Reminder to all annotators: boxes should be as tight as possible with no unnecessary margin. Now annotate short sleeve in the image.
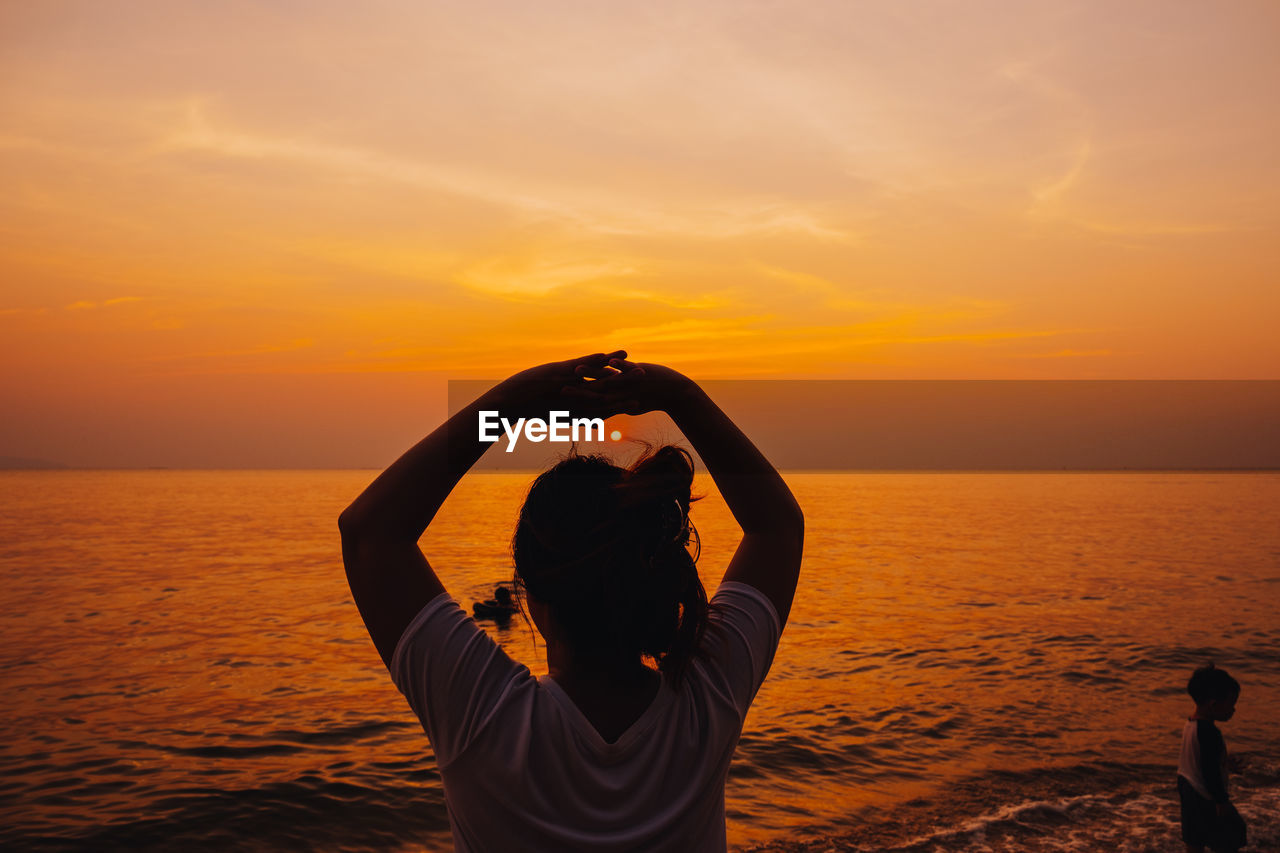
[696,581,783,717]
[389,594,532,768]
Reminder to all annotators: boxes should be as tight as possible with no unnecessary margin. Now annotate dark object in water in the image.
[473,600,516,620]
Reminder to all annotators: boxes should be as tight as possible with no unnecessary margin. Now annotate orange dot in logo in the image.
[610,430,622,441]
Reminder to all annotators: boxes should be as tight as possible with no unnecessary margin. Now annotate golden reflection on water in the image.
[1,470,1278,850]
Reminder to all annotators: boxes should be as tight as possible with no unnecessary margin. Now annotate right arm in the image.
[593,360,804,626]
[1197,721,1233,808]
[340,351,626,667]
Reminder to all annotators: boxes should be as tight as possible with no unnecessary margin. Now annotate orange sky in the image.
[2,1,1278,467]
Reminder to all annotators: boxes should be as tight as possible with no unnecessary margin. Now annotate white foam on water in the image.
[883,789,1187,852]
[833,776,1280,853]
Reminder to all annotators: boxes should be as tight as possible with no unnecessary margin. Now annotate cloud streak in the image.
[158,101,855,243]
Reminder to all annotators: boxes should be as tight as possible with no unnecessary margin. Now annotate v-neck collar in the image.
[538,674,674,754]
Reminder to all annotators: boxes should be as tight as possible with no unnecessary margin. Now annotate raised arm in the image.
[586,360,804,625]
[339,351,625,666]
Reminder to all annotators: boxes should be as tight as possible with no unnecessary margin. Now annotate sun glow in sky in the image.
[2,1,1278,466]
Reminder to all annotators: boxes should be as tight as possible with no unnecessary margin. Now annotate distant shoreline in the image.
[0,456,67,470]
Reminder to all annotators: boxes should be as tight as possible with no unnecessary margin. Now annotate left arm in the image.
[338,351,625,666]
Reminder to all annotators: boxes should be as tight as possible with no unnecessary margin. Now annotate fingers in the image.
[577,350,627,368]
[574,350,632,381]
[574,362,616,380]
[530,350,676,420]
[561,351,649,416]
[597,362,645,386]
[607,356,642,374]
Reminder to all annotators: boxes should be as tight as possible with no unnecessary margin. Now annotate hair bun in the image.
[512,444,707,685]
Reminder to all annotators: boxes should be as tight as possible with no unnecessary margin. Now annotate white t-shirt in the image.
[1178,718,1230,802]
[390,581,781,852]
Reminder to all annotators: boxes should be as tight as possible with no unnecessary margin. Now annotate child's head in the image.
[1187,663,1240,721]
[512,445,707,684]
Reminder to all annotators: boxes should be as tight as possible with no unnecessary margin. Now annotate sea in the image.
[1,470,1277,852]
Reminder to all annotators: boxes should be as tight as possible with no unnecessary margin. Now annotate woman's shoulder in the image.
[706,581,781,635]
[391,593,531,698]
[687,581,783,715]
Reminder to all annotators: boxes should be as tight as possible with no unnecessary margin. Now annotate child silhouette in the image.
[1177,664,1247,853]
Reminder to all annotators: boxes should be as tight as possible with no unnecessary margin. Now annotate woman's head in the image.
[512,445,707,684]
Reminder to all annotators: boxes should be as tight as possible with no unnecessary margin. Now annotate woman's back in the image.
[341,353,802,850]
[391,582,781,852]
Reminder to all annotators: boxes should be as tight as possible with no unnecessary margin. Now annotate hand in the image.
[564,356,698,417]
[492,350,629,418]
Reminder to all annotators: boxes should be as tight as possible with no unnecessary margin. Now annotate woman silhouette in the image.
[340,351,803,851]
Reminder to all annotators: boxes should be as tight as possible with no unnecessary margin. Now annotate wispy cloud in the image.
[1069,219,1243,238]
[1033,138,1092,206]
[593,317,762,348]
[65,296,143,311]
[157,101,853,242]
[457,257,641,297]
[604,287,731,311]
[145,338,316,365]
[1016,348,1113,359]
